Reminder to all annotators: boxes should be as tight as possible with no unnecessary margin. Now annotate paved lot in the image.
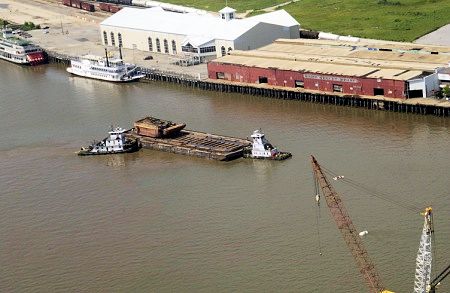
[1,0,208,79]
[414,24,450,46]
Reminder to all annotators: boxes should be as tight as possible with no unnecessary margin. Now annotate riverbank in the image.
[2,0,450,116]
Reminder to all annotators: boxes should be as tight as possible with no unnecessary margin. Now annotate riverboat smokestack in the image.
[104,48,109,67]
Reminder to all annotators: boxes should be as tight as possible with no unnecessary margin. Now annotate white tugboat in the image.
[243,129,291,160]
[67,48,145,82]
[0,29,46,65]
[78,127,141,156]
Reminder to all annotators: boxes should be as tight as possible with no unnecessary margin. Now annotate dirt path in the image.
[238,0,299,18]
[261,0,299,12]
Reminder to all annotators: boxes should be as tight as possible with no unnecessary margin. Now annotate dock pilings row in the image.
[138,68,449,117]
[44,52,449,117]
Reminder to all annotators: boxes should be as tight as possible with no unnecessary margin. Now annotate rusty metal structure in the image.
[311,155,386,293]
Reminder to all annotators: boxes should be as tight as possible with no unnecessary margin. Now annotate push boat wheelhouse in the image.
[244,129,292,160]
[78,127,141,156]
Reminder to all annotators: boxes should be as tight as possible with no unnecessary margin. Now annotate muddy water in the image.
[0,62,449,292]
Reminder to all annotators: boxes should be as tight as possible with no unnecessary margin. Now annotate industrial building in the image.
[207,39,450,99]
[100,6,300,61]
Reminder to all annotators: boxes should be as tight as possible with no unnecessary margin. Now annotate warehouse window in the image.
[172,40,176,54]
[163,39,169,54]
[221,46,225,56]
[156,38,161,52]
[103,31,108,45]
[333,84,343,93]
[374,88,385,96]
[199,46,216,53]
[259,76,268,84]
[118,33,122,47]
[295,80,304,88]
[148,37,153,51]
[110,32,115,46]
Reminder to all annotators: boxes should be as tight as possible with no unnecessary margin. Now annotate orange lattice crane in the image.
[311,155,393,293]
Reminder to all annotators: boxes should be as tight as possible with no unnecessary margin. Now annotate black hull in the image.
[77,140,141,156]
[243,150,292,161]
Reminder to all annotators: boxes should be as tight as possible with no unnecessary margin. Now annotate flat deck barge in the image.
[126,129,251,161]
[124,117,251,161]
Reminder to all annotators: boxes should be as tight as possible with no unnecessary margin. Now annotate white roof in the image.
[248,9,299,28]
[219,6,236,13]
[181,36,214,47]
[101,7,299,43]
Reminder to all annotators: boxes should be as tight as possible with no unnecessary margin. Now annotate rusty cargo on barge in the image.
[126,117,251,161]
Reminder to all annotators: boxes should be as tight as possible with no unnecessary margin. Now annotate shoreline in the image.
[2,0,450,117]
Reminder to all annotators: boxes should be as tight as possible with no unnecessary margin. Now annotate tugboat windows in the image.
[221,46,226,56]
[110,32,116,46]
[103,31,108,45]
[259,76,268,84]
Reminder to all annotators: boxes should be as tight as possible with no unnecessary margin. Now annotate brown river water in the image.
[0,62,449,292]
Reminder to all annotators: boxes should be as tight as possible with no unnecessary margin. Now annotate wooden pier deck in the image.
[126,129,251,161]
[44,51,450,117]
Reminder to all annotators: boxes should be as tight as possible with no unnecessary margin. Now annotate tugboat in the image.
[243,129,292,160]
[78,127,141,156]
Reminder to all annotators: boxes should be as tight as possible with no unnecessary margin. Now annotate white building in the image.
[99,6,300,60]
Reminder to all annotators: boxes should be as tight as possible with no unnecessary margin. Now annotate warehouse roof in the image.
[210,38,450,80]
[256,40,450,70]
[276,38,450,54]
[100,7,299,42]
[214,54,424,81]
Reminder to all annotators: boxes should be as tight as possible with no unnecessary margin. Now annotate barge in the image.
[125,117,251,161]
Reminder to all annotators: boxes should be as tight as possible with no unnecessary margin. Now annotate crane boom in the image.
[413,207,434,293]
[311,155,385,293]
[429,264,450,293]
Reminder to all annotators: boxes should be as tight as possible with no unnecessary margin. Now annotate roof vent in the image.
[219,6,236,21]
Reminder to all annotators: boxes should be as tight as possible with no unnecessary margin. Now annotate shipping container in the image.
[118,0,132,5]
[131,0,146,6]
[81,2,95,12]
[109,5,122,13]
[62,0,71,6]
[71,0,81,8]
[99,2,110,11]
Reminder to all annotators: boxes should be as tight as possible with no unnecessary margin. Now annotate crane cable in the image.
[431,212,438,282]
[319,163,445,278]
[320,164,422,214]
[313,170,323,256]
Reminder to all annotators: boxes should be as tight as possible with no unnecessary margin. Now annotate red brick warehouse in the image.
[208,39,450,99]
